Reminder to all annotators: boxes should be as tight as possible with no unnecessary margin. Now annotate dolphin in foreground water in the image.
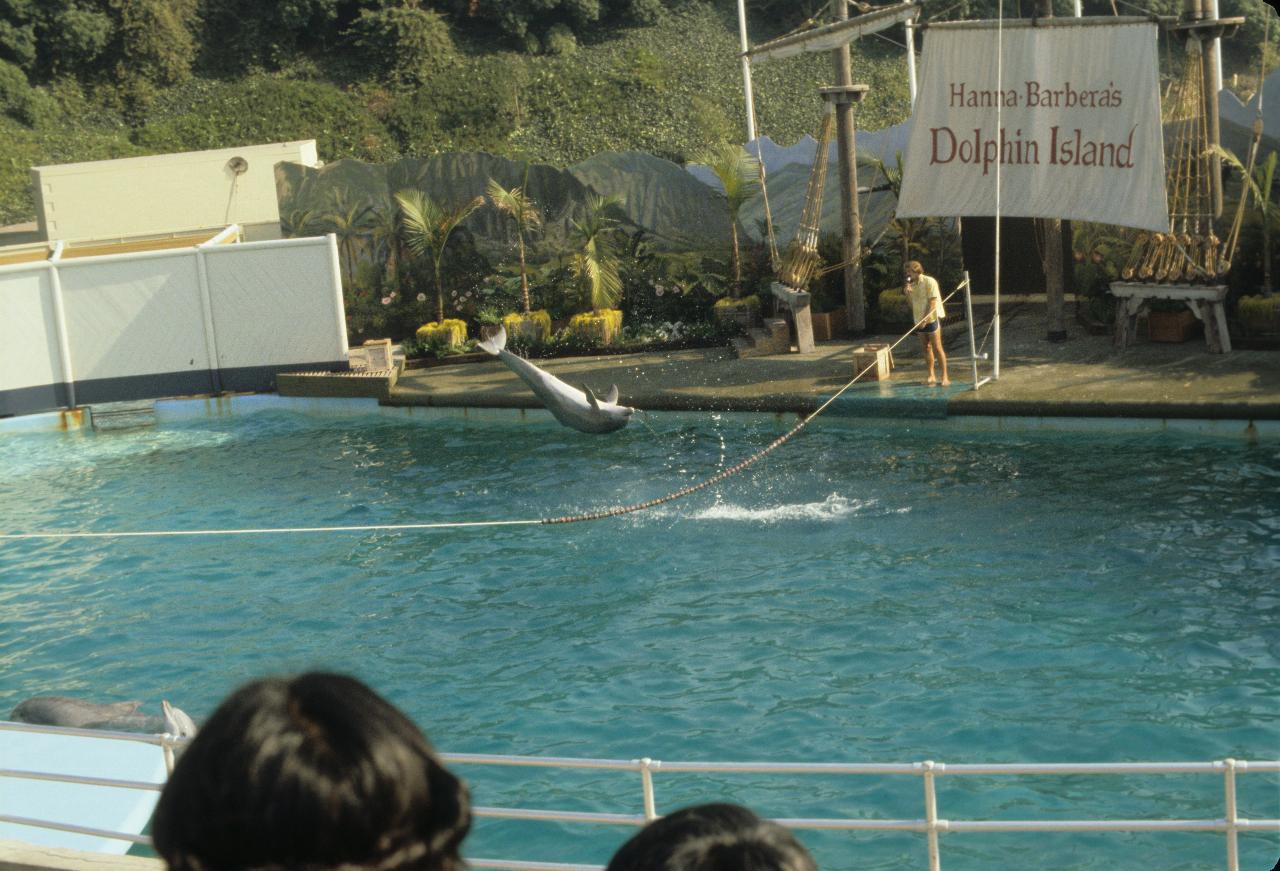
[476,324,636,434]
[10,695,198,737]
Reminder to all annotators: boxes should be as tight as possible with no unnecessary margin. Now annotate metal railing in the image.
[2,722,1277,871]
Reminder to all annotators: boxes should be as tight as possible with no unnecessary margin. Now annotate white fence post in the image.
[922,760,942,871]
[638,758,657,822]
[1223,758,1239,871]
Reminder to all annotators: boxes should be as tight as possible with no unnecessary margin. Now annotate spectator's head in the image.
[605,803,817,871]
[153,672,470,871]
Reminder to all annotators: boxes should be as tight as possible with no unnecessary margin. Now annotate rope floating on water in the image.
[544,288,960,525]
[1,291,960,540]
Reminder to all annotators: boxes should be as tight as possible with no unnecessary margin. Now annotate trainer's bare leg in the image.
[929,330,950,386]
[920,334,936,385]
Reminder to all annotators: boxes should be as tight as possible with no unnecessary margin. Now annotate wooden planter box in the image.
[811,308,848,341]
[714,301,761,331]
[1148,308,1198,343]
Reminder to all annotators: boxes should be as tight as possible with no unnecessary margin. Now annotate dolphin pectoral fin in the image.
[583,386,601,410]
[605,384,619,405]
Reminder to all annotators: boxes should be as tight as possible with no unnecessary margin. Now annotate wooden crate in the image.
[852,344,892,381]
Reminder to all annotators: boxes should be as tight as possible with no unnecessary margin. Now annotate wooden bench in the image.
[1109,282,1232,353]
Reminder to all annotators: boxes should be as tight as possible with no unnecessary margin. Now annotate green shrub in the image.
[878,288,910,324]
[136,74,397,161]
[544,24,577,56]
[347,6,458,87]
[1237,294,1280,334]
[0,59,33,123]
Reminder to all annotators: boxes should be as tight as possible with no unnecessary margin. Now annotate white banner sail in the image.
[896,21,1167,231]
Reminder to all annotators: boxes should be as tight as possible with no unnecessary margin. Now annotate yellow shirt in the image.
[905,274,944,324]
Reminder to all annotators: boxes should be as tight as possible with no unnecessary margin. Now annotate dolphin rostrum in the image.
[10,695,198,737]
[476,324,635,434]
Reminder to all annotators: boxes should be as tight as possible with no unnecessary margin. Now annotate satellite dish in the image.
[227,156,249,174]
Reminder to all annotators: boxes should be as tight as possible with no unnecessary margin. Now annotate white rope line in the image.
[0,519,543,541]
[2,295,961,540]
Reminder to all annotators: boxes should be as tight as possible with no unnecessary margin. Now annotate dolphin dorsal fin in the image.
[604,385,619,405]
[583,386,600,410]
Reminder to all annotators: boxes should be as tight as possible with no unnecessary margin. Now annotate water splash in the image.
[688,493,870,523]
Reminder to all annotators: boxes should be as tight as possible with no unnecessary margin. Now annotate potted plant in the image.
[395,188,483,348]
[486,173,552,342]
[566,194,626,344]
[713,293,761,330]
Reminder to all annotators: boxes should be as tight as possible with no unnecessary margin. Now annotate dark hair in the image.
[152,672,470,871]
[605,803,817,871]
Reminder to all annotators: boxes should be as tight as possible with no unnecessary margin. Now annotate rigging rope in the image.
[0,292,963,541]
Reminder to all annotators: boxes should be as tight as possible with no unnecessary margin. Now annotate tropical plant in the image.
[1215,145,1277,296]
[866,151,930,270]
[394,188,484,323]
[320,189,375,290]
[367,197,404,290]
[486,174,543,315]
[698,143,759,298]
[280,207,320,239]
[566,194,626,313]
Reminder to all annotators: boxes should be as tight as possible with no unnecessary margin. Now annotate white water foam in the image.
[688,493,873,523]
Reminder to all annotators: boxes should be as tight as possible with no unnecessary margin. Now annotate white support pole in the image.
[962,271,982,390]
[195,247,223,394]
[905,14,919,106]
[46,249,76,410]
[737,0,758,142]
[1073,0,1083,16]
[1207,0,1223,94]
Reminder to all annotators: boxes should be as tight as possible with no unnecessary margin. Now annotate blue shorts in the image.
[916,320,939,335]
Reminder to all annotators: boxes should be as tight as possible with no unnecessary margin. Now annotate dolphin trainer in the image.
[476,324,635,434]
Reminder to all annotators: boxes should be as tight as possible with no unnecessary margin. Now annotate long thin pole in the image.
[905,14,919,106]
[963,270,981,389]
[832,0,866,333]
[737,0,758,142]
[993,0,1003,379]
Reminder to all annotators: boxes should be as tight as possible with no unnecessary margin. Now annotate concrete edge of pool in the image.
[2,393,1276,441]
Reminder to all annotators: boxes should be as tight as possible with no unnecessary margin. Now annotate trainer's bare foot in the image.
[940,377,950,386]
[925,377,937,386]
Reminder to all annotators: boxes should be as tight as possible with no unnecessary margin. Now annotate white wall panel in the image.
[205,238,345,368]
[58,254,209,381]
[0,268,60,391]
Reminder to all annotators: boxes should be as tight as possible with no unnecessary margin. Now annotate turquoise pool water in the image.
[1,404,1277,870]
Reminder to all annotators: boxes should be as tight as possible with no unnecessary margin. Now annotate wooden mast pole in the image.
[831,0,867,334]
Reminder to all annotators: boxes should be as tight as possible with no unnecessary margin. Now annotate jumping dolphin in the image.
[10,695,198,737]
[476,324,636,434]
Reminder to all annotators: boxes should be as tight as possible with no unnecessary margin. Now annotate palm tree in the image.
[367,198,404,290]
[280,208,320,239]
[394,188,484,323]
[868,152,930,271]
[568,194,625,313]
[1215,145,1276,296]
[321,189,375,291]
[486,174,543,314]
[700,144,759,298]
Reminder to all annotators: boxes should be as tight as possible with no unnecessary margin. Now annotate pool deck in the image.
[387,303,1280,422]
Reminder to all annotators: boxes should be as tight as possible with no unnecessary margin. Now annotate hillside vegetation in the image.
[0,1,924,225]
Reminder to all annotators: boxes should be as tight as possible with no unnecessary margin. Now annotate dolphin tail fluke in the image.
[605,385,619,405]
[477,324,507,356]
